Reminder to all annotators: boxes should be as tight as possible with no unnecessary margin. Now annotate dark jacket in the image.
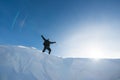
[41,35,56,47]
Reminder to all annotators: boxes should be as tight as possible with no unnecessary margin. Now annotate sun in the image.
[86,43,105,60]
[91,56,102,61]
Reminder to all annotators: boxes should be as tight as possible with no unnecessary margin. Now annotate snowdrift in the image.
[0,45,120,80]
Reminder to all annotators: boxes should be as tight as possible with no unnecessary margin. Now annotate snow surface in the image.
[0,45,120,80]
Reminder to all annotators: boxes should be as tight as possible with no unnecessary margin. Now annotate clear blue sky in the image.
[0,0,120,58]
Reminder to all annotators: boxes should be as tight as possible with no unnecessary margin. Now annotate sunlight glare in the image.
[85,43,105,61]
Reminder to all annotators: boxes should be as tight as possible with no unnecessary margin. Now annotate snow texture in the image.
[0,45,120,80]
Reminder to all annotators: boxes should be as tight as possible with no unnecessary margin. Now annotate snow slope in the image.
[0,45,120,80]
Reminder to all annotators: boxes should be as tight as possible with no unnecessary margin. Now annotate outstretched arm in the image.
[50,41,56,44]
[41,35,46,41]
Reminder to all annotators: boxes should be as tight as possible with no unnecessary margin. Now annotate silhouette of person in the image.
[41,35,56,54]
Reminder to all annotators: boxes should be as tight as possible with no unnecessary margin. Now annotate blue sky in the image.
[0,0,120,58]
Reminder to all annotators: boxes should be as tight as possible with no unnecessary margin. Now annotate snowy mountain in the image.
[0,45,120,80]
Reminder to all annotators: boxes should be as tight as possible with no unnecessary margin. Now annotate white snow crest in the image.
[0,45,120,80]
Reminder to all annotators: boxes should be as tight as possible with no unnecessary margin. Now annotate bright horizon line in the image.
[0,45,120,59]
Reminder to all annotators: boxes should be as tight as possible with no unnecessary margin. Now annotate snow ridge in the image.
[0,45,120,80]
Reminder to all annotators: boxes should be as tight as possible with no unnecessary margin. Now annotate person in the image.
[41,35,56,54]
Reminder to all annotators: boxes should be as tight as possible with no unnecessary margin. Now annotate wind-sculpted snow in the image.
[0,45,120,80]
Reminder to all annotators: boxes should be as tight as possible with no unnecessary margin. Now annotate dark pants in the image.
[42,46,51,54]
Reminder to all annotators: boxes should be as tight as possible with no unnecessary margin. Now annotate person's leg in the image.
[47,47,51,54]
[42,46,46,52]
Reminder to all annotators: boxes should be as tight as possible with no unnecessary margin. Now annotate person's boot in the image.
[48,50,51,55]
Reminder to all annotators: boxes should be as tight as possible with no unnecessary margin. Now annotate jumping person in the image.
[41,35,56,54]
